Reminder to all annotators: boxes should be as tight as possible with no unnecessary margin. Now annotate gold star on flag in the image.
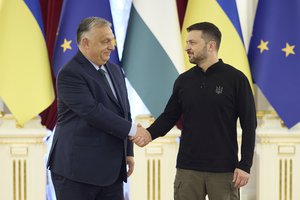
[257,40,269,53]
[61,38,72,52]
[282,43,295,57]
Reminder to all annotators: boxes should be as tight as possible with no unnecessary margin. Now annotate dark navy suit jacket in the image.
[47,51,133,186]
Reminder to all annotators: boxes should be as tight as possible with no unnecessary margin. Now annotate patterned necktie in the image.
[98,68,110,88]
[98,68,118,100]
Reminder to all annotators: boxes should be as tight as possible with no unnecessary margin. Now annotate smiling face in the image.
[80,25,115,66]
[185,30,209,65]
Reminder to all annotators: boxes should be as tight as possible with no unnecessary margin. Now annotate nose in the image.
[108,42,115,51]
[185,44,190,52]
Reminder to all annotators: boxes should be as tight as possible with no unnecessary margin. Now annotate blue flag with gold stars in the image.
[52,0,119,77]
[248,0,300,128]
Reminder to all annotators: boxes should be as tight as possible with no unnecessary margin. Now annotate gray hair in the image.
[76,17,112,44]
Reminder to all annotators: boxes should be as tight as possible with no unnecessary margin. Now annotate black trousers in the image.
[51,172,124,200]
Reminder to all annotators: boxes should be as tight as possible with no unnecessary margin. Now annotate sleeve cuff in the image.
[128,123,137,137]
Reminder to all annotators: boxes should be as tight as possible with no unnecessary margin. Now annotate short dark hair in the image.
[76,17,111,44]
[187,22,221,50]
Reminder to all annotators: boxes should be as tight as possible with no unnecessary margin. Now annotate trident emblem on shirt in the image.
[215,86,223,94]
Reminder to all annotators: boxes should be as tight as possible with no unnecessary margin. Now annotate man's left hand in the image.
[126,156,134,177]
[233,168,250,188]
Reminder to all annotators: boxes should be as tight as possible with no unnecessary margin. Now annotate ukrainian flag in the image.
[0,0,54,125]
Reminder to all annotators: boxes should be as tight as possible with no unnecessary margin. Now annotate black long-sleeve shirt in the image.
[148,60,257,173]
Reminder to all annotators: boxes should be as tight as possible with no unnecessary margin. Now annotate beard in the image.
[188,46,208,65]
[189,53,207,65]
[188,56,197,64]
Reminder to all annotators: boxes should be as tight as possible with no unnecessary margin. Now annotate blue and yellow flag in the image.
[182,0,253,89]
[0,0,54,125]
[248,0,300,128]
[52,0,119,77]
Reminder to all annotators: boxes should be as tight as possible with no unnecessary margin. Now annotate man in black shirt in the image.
[132,22,257,200]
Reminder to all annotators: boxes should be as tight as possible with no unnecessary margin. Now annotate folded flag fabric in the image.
[248,0,300,128]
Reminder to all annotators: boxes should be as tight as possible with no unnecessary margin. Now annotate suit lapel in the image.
[75,51,120,108]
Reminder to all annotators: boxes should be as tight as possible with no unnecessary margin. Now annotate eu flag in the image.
[248,0,300,128]
[52,0,119,77]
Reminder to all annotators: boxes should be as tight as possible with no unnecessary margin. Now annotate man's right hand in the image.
[129,124,152,147]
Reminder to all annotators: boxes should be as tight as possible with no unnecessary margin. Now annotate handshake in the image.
[129,124,152,147]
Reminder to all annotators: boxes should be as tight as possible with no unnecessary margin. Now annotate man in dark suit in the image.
[47,17,151,200]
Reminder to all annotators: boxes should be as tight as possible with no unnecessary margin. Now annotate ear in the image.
[208,40,217,51]
[81,37,89,49]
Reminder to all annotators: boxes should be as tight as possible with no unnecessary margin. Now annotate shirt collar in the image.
[88,60,107,73]
[198,59,222,73]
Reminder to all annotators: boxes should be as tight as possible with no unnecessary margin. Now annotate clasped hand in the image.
[129,124,152,147]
